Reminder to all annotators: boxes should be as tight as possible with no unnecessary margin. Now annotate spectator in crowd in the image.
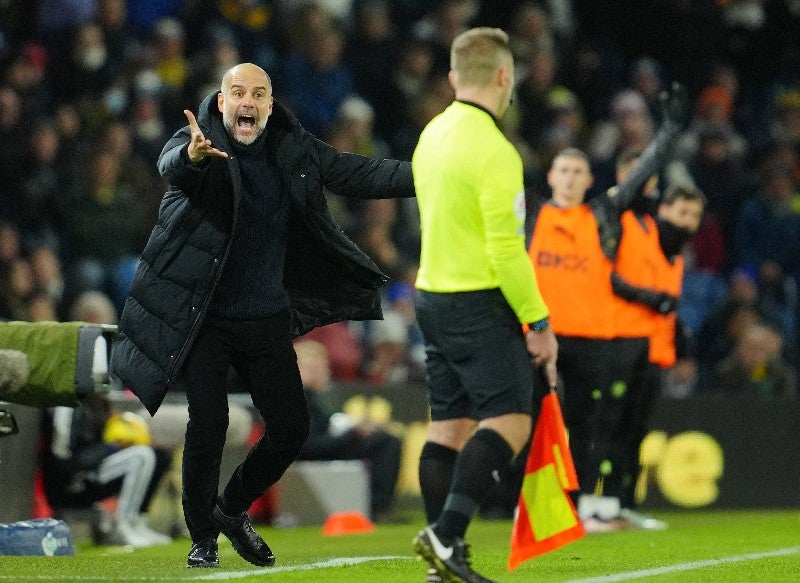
[508,2,557,67]
[69,289,118,325]
[363,309,415,385]
[674,84,748,165]
[411,0,474,74]
[382,38,437,149]
[65,149,146,314]
[0,86,31,222]
[28,246,67,318]
[19,119,72,254]
[588,88,654,167]
[686,125,753,263]
[771,89,800,154]
[629,57,664,122]
[278,22,354,137]
[294,339,402,522]
[5,43,54,125]
[300,321,364,381]
[694,268,770,392]
[0,257,35,321]
[345,0,401,139]
[713,322,797,398]
[0,220,21,270]
[41,394,173,547]
[25,289,59,321]
[735,160,800,333]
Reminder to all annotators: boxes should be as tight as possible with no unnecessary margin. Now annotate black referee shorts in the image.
[415,288,535,421]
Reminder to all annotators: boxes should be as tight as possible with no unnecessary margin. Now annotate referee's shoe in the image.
[211,504,275,567]
[413,526,495,583]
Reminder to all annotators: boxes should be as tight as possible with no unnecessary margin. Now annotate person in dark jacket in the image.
[110,63,415,569]
[294,339,402,521]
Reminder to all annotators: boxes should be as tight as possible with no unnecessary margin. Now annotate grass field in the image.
[1,509,798,582]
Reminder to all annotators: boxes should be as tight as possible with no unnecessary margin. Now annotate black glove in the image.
[611,272,678,314]
[659,81,689,127]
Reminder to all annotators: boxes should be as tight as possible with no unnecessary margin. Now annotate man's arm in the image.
[314,136,415,199]
[608,83,689,215]
[611,271,678,314]
[157,110,228,191]
[480,145,558,386]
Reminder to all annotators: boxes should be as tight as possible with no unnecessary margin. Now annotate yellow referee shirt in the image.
[412,100,549,324]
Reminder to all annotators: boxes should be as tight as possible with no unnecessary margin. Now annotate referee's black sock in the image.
[434,428,514,542]
[418,441,459,525]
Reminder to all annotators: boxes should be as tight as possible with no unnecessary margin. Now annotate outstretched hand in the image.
[184,109,228,163]
[659,82,689,127]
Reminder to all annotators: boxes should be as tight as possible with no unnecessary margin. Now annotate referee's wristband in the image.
[528,317,549,332]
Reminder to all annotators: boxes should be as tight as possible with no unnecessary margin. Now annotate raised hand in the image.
[184,109,228,163]
[659,82,689,127]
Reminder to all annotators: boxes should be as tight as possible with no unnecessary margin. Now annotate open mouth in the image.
[236,115,256,130]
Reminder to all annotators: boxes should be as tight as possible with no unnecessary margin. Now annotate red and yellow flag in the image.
[508,391,584,570]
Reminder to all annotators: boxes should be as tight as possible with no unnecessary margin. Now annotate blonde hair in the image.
[450,27,512,87]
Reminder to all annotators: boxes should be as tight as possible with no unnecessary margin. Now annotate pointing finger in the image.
[184,109,201,134]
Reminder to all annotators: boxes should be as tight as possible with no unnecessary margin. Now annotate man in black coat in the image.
[110,63,415,568]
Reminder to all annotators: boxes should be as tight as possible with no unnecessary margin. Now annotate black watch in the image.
[529,317,549,332]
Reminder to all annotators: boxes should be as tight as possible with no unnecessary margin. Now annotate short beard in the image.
[223,117,265,146]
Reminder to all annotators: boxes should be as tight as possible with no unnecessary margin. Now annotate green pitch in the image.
[1,510,799,582]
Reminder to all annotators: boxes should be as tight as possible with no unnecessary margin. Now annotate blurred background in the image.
[0,0,798,524]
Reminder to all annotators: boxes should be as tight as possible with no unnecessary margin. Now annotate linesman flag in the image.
[508,390,584,570]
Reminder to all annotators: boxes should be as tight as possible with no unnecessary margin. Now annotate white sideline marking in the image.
[192,556,409,580]
[0,555,410,580]
[565,546,800,582]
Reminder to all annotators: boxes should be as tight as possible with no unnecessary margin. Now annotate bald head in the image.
[221,63,270,92]
[218,63,273,145]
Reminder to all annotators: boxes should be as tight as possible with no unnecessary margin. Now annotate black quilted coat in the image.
[111,92,414,415]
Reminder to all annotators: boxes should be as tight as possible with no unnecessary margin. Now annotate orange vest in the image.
[529,204,615,338]
[613,211,661,338]
[649,253,684,367]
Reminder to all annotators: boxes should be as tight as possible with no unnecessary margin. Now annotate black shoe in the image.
[211,505,275,567]
[413,527,495,583]
[187,538,219,568]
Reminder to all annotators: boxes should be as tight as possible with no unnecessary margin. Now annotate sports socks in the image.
[434,428,514,541]
[418,441,459,524]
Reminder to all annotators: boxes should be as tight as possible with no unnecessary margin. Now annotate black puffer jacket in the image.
[111,92,414,415]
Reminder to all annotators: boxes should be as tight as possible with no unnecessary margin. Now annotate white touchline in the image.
[564,546,800,583]
[191,556,410,580]
[0,556,412,581]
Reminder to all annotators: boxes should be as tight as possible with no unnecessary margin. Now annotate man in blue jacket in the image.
[111,63,415,568]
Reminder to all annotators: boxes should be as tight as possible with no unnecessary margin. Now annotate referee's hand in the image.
[525,327,558,389]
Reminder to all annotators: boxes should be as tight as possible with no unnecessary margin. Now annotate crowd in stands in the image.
[0,0,798,398]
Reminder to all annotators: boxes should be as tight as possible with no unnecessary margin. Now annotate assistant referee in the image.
[411,27,558,583]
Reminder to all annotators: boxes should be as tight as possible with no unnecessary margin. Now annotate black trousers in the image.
[556,336,613,497]
[620,360,662,508]
[600,337,649,498]
[180,310,309,541]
